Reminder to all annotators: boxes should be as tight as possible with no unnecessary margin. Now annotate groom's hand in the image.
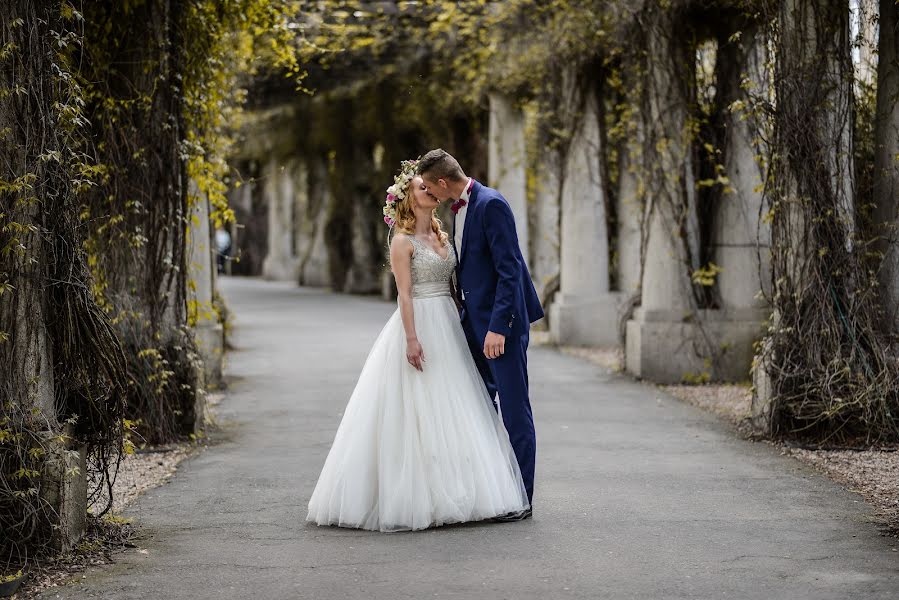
[484,331,506,360]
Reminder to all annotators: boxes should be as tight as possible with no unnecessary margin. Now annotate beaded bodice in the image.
[409,236,455,298]
[410,236,455,284]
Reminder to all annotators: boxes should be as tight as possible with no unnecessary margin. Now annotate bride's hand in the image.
[406,338,425,372]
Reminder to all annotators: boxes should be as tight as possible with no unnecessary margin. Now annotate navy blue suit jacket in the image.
[454,181,544,343]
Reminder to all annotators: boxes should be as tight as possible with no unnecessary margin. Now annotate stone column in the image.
[188,184,224,388]
[625,15,701,382]
[709,104,770,382]
[30,307,88,551]
[530,152,562,306]
[0,175,87,552]
[627,23,772,384]
[488,93,529,264]
[615,143,644,297]
[524,101,561,309]
[874,0,899,336]
[550,87,622,346]
[346,148,382,294]
[854,0,878,86]
[43,425,87,551]
[297,158,331,287]
[715,28,771,316]
[261,160,301,281]
[754,0,855,423]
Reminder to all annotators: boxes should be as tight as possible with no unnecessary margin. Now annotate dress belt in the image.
[412,282,451,299]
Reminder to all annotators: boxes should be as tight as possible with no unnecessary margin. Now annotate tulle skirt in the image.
[305,293,529,532]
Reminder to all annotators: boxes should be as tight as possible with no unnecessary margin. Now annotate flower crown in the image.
[383,157,419,227]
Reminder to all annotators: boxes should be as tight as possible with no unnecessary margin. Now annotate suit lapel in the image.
[459,180,479,267]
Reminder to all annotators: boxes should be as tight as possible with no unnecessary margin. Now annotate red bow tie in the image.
[451,198,467,214]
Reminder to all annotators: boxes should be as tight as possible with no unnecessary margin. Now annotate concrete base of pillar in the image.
[180,371,208,436]
[261,255,300,281]
[550,292,624,346]
[750,345,774,433]
[194,322,224,387]
[43,433,87,551]
[299,260,329,288]
[625,307,766,383]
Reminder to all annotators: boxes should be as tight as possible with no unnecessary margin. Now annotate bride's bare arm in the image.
[390,235,425,371]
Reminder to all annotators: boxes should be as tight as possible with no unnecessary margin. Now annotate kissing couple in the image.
[307,148,544,531]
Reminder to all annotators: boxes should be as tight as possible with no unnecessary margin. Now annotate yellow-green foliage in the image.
[182,0,303,226]
[691,262,723,287]
[67,0,304,443]
[297,1,623,111]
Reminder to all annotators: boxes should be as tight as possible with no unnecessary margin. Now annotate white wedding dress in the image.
[306,236,529,532]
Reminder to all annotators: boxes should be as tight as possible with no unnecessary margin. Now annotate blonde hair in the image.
[393,178,449,245]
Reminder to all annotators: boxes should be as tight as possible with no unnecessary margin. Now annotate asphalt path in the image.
[42,277,899,599]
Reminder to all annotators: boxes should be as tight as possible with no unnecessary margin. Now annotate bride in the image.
[305,159,529,532]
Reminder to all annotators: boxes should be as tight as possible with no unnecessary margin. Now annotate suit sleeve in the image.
[483,197,521,337]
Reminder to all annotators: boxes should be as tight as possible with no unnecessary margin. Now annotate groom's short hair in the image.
[417,149,465,183]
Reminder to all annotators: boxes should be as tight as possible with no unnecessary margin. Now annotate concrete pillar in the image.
[529,150,561,305]
[615,144,643,297]
[262,161,301,281]
[641,204,693,313]
[298,159,331,287]
[43,425,87,551]
[488,93,529,264]
[628,24,769,384]
[715,28,770,315]
[346,149,382,294]
[187,184,224,388]
[224,179,256,275]
[628,204,763,383]
[32,328,88,551]
[4,198,88,551]
[754,0,857,422]
[550,87,622,346]
[524,105,561,308]
[709,50,770,384]
[875,0,899,336]
[626,16,705,382]
[853,0,878,87]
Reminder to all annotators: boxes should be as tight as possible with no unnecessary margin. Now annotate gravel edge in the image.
[13,392,224,598]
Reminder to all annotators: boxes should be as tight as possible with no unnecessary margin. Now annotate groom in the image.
[417,149,544,520]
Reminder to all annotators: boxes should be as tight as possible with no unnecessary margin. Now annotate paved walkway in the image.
[44,278,898,599]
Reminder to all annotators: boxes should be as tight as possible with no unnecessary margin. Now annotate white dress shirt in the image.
[453,177,473,258]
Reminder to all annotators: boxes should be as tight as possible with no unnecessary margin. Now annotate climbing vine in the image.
[751,0,899,443]
[76,0,301,444]
[0,0,302,566]
[290,1,899,445]
[1,0,128,563]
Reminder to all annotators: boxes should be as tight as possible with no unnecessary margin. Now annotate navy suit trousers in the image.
[462,317,535,504]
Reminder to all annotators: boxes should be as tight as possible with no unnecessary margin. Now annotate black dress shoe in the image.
[491,507,532,523]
